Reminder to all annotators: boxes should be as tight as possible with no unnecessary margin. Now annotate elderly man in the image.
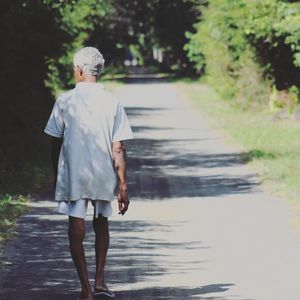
[44,47,133,300]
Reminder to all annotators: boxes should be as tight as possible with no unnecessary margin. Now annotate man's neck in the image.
[79,74,97,83]
[82,79,97,83]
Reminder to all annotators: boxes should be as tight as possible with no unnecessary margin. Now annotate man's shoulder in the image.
[56,89,75,107]
[99,88,120,108]
[100,87,117,100]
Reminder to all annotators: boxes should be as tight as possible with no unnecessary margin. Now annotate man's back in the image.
[45,82,133,201]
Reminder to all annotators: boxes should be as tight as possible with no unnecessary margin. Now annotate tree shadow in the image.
[114,284,237,300]
[114,283,256,300]
[0,204,241,300]
[124,105,260,199]
[125,107,170,118]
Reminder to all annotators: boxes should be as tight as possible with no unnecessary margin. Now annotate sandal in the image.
[94,287,115,298]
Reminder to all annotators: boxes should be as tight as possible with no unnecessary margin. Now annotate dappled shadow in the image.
[114,284,237,300]
[0,203,230,300]
[125,106,259,199]
[125,107,170,118]
[0,205,74,300]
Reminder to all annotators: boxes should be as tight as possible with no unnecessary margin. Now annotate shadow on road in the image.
[125,106,259,200]
[0,204,239,300]
[115,284,236,300]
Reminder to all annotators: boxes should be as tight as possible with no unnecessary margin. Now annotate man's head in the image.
[73,47,105,83]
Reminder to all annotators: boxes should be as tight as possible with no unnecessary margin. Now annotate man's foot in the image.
[94,285,115,298]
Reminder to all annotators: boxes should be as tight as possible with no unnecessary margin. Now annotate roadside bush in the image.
[185,0,300,109]
[0,194,27,242]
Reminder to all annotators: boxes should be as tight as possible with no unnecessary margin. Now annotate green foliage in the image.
[269,85,299,114]
[0,194,28,243]
[43,0,202,92]
[244,1,300,67]
[0,195,13,211]
[185,0,300,108]
[88,0,203,74]
[44,0,113,93]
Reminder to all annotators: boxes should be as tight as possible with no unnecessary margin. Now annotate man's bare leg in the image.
[68,216,94,300]
[93,214,109,290]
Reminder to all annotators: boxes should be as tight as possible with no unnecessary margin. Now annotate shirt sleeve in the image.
[44,98,64,138]
[112,102,134,142]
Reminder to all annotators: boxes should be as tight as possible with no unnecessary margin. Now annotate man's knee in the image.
[69,228,85,242]
[68,217,85,242]
[93,214,108,232]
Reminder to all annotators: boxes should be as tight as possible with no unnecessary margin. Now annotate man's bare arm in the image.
[112,141,129,215]
[51,137,63,187]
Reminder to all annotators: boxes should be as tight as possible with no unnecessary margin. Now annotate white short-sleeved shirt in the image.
[44,82,133,201]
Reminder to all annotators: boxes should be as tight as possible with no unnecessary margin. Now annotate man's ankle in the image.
[94,284,106,289]
[81,286,93,297]
[94,276,105,288]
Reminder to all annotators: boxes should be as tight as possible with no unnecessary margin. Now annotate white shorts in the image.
[57,198,113,219]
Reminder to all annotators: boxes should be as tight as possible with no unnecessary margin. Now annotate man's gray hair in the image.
[73,47,105,76]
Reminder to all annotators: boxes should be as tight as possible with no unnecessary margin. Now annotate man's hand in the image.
[112,141,130,216]
[117,186,130,215]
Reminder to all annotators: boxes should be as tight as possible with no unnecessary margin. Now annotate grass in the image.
[0,194,28,245]
[176,81,300,204]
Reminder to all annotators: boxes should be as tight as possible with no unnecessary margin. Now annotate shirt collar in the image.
[75,82,104,89]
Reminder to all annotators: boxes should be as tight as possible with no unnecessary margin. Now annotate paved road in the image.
[1,81,300,300]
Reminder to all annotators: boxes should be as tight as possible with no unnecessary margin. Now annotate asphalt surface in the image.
[1,81,300,300]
